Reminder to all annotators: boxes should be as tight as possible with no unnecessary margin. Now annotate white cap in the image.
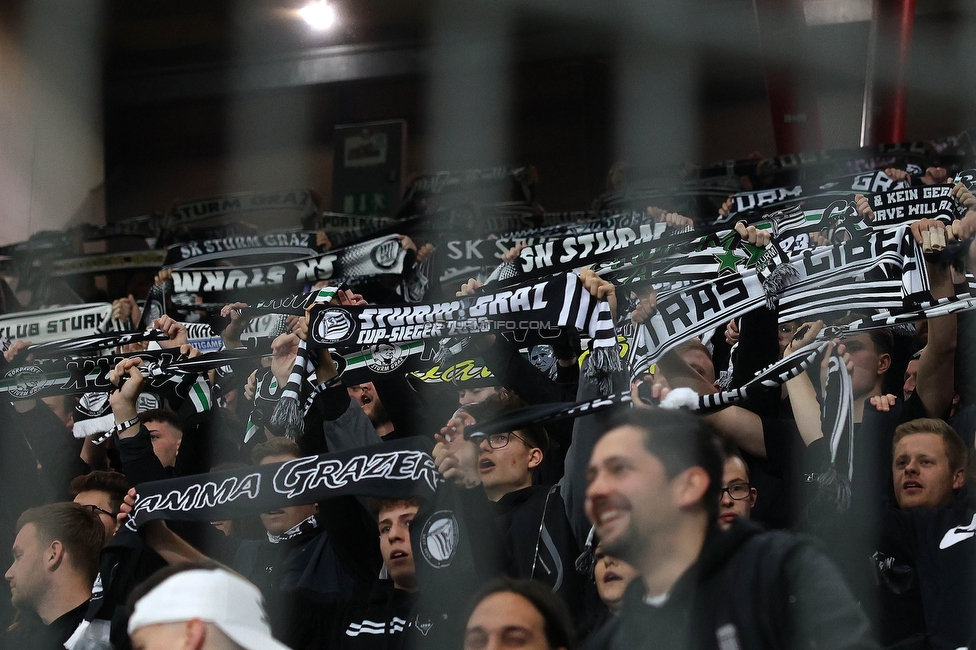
[127,568,289,650]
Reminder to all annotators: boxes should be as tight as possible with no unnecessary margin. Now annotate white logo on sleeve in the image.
[939,513,976,549]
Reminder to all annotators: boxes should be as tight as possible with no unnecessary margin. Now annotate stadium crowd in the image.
[0,156,975,650]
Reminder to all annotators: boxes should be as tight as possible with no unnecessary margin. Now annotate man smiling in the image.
[583,408,877,650]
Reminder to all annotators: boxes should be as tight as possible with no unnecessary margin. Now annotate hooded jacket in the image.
[494,484,585,616]
[584,519,878,650]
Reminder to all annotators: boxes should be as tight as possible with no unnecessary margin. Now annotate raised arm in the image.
[911,218,957,419]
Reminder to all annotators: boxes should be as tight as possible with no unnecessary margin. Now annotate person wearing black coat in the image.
[583,408,877,650]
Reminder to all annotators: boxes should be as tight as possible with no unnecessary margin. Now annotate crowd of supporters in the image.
[1,159,976,650]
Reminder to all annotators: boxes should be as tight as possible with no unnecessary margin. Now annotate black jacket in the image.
[330,580,456,650]
[585,520,878,650]
[0,600,89,650]
[876,485,976,649]
[494,484,584,616]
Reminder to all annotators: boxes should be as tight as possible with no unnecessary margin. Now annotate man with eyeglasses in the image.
[70,471,129,542]
[717,451,756,531]
[433,393,585,617]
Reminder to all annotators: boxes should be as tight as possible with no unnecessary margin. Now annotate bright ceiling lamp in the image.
[299,1,337,31]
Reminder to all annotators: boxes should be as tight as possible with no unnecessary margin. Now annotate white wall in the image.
[0,1,104,247]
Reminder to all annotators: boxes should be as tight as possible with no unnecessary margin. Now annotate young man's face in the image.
[348,382,388,425]
[378,502,418,592]
[679,348,715,385]
[840,333,889,399]
[585,425,677,566]
[5,523,49,612]
[464,591,554,650]
[718,456,756,530]
[893,432,964,509]
[73,489,119,541]
[478,431,542,501]
[259,454,319,535]
[146,420,182,469]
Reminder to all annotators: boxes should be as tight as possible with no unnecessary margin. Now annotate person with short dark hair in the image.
[324,497,429,649]
[583,408,877,650]
[464,577,576,650]
[232,439,381,649]
[717,445,756,531]
[1,503,104,650]
[137,409,183,469]
[433,393,585,615]
[70,470,130,542]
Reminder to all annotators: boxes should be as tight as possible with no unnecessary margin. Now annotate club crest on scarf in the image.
[316,308,358,344]
[370,238,401,269]
[419,511,460,569]
[5,365,43,398]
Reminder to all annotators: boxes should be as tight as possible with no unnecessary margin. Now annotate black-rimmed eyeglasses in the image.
[82,504,115,518]
[483,432,527,450]
[719,483,751,500]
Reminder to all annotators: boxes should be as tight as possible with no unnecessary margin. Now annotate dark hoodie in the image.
[584,519,878,650]
[332,580,454,650]
[875,482,976,649]
[493,484,585,616]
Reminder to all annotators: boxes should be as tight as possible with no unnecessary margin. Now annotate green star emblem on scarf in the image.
[714,248,743,273]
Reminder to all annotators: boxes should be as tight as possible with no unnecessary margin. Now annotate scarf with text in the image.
[721,170,910,221]
[307,272,621,392]
[625,225,920,375]
[166,188,318,228]
[168,234,406,300]
[48,251,167,277]
[125,437,439,528]
[163,231,318,267]
[436,210,657,285]
[0,303,113,344]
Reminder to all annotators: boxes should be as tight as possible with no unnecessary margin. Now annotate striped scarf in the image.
[269,288,339,440]
[307,272,621,393]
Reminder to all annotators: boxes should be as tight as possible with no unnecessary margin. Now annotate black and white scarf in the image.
[168,234,406,299]
[0,303,113,344]
[268,289,340,440]
[166,188,318,228]
[307,272,621,392]
[25,329,170,358]
[464,341,826,439]
[163,231,318,268]
[267,514,319,544]
[811,352,855,515]
[402,165,535,203]
[124,437,439,529]
[436,210,657,285]
[626,225,920,375]
[48,250,167,277]
[73,391,162,441]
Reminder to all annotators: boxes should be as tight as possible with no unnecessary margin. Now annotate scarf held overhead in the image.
[307,273,621,391]
[0,303,113,344]
[126,437,440,529]
[168,234,406,298]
